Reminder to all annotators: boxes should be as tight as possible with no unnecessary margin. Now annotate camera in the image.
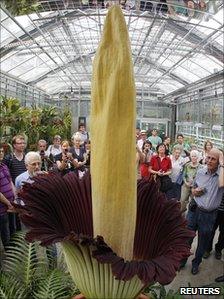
[64,148,71,169]
[40,150,45,159]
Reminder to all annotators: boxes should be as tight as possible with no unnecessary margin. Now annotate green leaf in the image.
[32,269,76,299]
[0,272,27,299]
[3,232,48,292]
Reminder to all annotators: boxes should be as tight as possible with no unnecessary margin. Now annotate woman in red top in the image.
[140,141,153,178]
[149,143,172,195]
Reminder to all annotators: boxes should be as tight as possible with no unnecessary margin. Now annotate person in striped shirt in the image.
[3,135,27,231]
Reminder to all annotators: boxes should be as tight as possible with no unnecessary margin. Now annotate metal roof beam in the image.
[135,55,189,86]
[28,51,95,85]
[166,19,224,63]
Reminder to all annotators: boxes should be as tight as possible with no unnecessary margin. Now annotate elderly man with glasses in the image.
[15,152,41,192]
[181,148,224,275]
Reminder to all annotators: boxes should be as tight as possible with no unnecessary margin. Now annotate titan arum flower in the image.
[18,5,194,299]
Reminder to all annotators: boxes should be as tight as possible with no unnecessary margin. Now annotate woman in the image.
[84,140,91,170]
[180,150,201,212]
[70,135,87,178]
[168,146,189,200]
[202,140,213,164]
[55,141,78,175]
[140,141,153,178]
[163,136,171,156]
[149,143,172,196]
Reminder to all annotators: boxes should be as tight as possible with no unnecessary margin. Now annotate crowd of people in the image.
[0,125,223,282]
[136,128,224,280]
[76,0,214,19]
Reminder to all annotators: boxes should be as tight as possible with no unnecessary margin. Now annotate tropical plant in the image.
[0,96,72,149]
[1,0,40,16]
[0,232,77,299]
[0,272,27,299]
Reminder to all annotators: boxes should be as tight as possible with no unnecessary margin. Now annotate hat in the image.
[140,130,147,135]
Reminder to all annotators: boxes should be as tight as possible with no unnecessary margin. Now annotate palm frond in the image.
[0,272,27,299]
[3,232,48,289]
[32,269,77,299]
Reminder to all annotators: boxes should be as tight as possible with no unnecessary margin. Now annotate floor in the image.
[167,231,224,299]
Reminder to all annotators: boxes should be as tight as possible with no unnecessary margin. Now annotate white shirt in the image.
[170,155,189,183]
[46,145,62,157]
[137,139,144,151]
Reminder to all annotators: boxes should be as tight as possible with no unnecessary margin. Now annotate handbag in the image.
[156,156,173,192]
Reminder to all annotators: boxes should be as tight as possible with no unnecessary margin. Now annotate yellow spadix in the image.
[91,5,136,260]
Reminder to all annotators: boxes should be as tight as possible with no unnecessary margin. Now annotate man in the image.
[46,135,62,159]
[137,130,147,150]
[187,148,224,275]
[15,152,57,266]
[75,124,89,144]
[3,135,26,184]
[147,129,162,151]
[15,152,41,191]
[173,133,190,157]
[204,194,224,260]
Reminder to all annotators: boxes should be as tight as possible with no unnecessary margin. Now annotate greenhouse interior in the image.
[0,1,224,299]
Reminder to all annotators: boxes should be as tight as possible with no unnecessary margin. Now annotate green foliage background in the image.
[0,96,72,150]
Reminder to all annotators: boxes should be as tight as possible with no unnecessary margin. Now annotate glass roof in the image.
[0,0,223,97]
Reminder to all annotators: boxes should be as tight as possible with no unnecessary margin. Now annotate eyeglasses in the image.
[206,156,217,161]
[28,162,41,166]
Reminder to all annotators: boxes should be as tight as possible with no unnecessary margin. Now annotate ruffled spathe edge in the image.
[18,172,194,286]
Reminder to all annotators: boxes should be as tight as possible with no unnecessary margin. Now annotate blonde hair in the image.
[72,132,81,142]
[172,145,182,153]
[61,140,70,147]
[190,150,199,158]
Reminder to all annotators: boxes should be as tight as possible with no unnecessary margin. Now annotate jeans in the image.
[187,208,218,267]
[207,210,224,253]
[8,212,16,237]
[0,214,10,248]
